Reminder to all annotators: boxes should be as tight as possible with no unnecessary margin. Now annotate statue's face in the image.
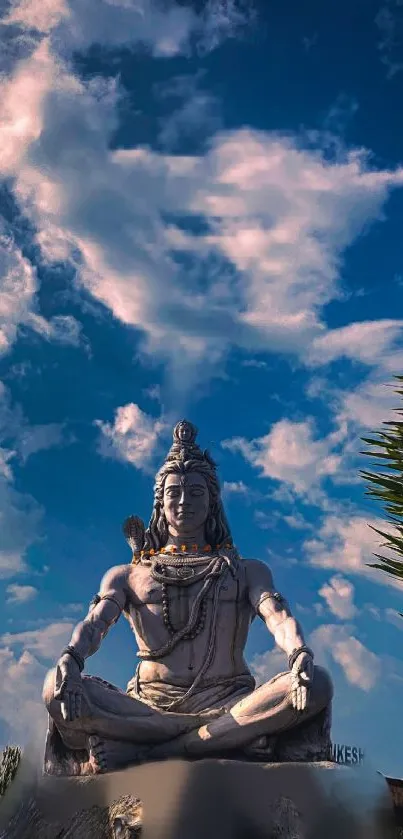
[163,471,209,537]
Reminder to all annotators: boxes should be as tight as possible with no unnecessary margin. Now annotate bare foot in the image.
[243,734,277,761]
[88,735,151,773]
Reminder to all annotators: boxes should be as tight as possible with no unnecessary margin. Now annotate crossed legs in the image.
[43,666,333,772]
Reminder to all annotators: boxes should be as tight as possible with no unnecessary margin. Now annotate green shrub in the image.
[0,745,22,797]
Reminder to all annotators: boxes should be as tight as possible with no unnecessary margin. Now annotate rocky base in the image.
[1,751,396,839]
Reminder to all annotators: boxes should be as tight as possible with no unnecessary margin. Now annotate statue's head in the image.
[143,420,233,551]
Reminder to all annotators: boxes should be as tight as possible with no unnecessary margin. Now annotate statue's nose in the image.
[178,488,191,505]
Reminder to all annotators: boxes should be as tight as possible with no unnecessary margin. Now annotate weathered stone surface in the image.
[0,749,395,839]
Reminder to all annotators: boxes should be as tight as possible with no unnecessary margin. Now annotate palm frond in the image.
[360,374,403,591]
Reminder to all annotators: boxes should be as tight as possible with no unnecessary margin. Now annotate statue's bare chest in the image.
[129,562,243,607]
[123,558,253,674]
[126,559,250,644]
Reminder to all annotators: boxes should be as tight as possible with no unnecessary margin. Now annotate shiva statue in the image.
[43,420,333,775]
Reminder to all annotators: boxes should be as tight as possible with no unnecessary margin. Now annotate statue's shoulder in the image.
[240,557,274,587]
[100,563,131,591]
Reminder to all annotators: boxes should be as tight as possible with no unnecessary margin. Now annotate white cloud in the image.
[0,621,75,748]
[1,621,74,661]
[334,378,400,430]
[0,218,83,357]
[3,0,253,57]
[3,0,70,33]
[283,512,311,530]
[376,0,403,79]
[0,227,38,355]
[0,476,43,578]
[193,0,256,55]
[0,384,67,578]
[0,448,15,481]
[222,418,343,495]
[95,402,166,470]
[18,423,67,463]
[318,575,357,619]
[0,646,48,749]
[156,73,221,150]
[249,645,287,685]
[241,359,268,368]
[311,624,381,692]
[308,320,403,368]
[6,583,39,604]
[250,620,395,707]
[304,513,403,589]
[1,1,403,394]
[222,480,248,495]
[2,27,403,392]
[0,380,71,466]
[0,38,55,177]
[27,313,83,347]
[253,510,277,530]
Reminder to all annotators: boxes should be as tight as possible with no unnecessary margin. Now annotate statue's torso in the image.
[124,555,255,691]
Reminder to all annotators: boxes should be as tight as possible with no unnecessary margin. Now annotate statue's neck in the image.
[165,531,208,550]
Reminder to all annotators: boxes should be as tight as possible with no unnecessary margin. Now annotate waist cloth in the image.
[126,669,256,714]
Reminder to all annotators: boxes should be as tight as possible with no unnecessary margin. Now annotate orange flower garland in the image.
[138,541,232,559]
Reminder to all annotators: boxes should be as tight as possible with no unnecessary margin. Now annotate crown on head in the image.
[164,420,209,465]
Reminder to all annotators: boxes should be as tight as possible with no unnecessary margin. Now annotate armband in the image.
[89,594,101,610]
[89,593,123,613]
[99,594,123,612]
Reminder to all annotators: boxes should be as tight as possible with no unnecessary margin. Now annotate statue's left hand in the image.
[54,656,84,722]
[290,651,314,712]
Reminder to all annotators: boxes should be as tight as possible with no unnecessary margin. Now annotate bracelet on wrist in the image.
[288,645,314,671]
[61,645,85,672]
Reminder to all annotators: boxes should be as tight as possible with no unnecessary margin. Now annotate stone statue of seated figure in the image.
[43,420,333,776]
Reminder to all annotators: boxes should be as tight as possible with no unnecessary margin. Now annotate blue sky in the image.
[0,0,403,777]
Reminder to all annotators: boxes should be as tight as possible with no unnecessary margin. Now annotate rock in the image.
[0,751,395,839]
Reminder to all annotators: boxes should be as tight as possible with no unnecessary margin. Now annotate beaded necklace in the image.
[150,552,220,640]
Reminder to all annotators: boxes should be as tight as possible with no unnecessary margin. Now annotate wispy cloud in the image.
[155,71,221,151]
[6,583,39,604]
[0,646,48,748]
[0,221,83,356]
[304,512,403,589]
[95,402,166,471]
[318,575,357,620]
[18,423,68,463]
[311,623,381,691]
[222,480,249,495]
[0,225,37,356]
[222,418,344,497]
[307,320,403,369]
[0,476,43,579]
[0,383,72,578]
[375,0,403,78]
[0,620,73,749]
[0,621,74,660]
[3,0,255,57]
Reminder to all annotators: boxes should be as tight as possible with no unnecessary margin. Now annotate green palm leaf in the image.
[360,375,403,612]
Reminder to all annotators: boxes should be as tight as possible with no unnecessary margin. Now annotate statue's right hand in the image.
[54,655,84,722]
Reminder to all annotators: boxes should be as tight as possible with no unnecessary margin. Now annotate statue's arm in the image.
[245,559,306,659]
[63,564,129,665]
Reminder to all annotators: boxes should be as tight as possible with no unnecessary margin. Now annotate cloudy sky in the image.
[0,0,403,777]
